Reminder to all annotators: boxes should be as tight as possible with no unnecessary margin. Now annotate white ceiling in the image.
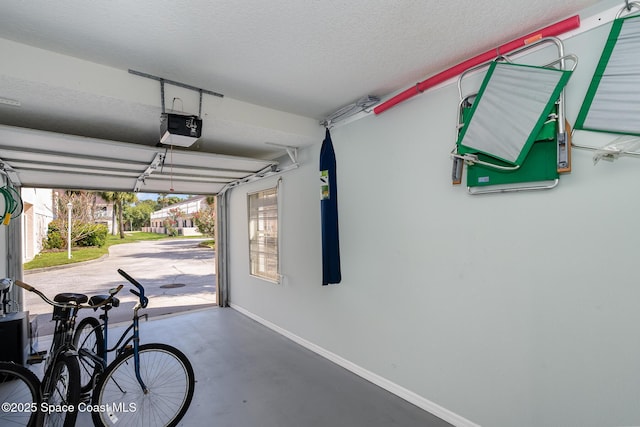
[0,0,606,192]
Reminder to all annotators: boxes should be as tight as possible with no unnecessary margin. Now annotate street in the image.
[23,238,216,335]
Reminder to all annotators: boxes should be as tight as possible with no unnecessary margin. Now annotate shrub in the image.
[194,205,215,238]
[76,223,108,247]
[44,222,64,249]
[44,220,109,249]
[163,218,178,237]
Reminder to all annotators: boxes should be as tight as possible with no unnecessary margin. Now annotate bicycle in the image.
[0,278,40,427]
[73,268,195,427]
[13,279,122,427]
[0,361,42,427]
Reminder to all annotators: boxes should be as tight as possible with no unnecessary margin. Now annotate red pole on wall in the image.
[373,15,581,115]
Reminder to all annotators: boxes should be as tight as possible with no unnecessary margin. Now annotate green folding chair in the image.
[451,37,576,194]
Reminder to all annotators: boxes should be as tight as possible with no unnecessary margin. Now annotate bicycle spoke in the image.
[93,344,194,427]
[0,364,40,427]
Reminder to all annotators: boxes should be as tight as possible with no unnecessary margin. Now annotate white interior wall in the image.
[0,0,636,425]
[227,7,640,427]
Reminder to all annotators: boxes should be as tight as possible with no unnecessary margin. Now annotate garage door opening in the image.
[1,125,280,336]
[21,188,217,335]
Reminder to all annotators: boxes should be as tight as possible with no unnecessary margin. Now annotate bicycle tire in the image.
[73,316,105,393]
[42,353,81,427]
[91,343,195,427]
[0,362,42,427]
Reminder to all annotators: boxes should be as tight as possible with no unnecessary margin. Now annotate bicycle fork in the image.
[132,313,149,394]
[110,307,149,395]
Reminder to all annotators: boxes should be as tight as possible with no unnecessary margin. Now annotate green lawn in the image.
[23,232,171,270]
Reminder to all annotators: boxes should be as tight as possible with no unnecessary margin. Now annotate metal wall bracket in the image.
[265,142,298,164]
[0,159,21,186]
[133,152,165,192]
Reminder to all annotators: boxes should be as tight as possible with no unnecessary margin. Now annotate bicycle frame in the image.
[78,269,151,393]
[11,278,121,427]
[117,268,150,392]
[48,304,78,363]
[83,303,149,392]
[63,271,195,427]
[20,284,82,379]
[40,301,80,402]
[13,279,122,374]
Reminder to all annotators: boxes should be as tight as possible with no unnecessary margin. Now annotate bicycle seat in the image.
[54,293,88,304]
[89,294,120,311]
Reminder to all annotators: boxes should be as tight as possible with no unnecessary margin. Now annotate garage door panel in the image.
[0,146,147,170]
[1,129,156,162]
[17,170,138,192]
[138,177,226,194]
[0,124,277,193]
[5,159,143,176]
[153,165,251,180]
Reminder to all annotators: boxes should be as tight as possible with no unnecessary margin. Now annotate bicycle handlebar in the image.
[14,280,123,310]
[14,280,34,292]
[117,269,148,308]
[15,280,57,307]
[12,269,148,311]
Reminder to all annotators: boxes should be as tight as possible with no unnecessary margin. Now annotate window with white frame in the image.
[248,185,279,282]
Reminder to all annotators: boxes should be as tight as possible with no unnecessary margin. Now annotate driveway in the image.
[23,238,216,335]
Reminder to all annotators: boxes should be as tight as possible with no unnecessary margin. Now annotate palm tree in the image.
[100,192,137,238]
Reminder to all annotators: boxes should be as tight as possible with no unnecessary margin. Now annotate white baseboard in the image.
[230,303,480,427]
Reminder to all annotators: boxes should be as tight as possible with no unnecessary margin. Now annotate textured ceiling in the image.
[0,0,606,169]
[0,0,602,116]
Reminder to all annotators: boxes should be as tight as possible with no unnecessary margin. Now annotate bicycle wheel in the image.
[91,343,195,427]
[42,353,81,427]
[73,316,105,393]
[0,362,42,427]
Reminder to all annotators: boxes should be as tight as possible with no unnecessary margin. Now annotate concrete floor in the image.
[34,307,453,427]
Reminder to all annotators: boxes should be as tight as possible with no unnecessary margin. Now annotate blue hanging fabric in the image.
[320,128,341,285]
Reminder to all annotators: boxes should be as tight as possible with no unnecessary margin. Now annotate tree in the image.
[100,192,137,238]
[124,200,156,230]
[164,207,184,237]
[48,191,108,248]
[156,194,184,209]
[193,200,215,238]
[54,191,97,223]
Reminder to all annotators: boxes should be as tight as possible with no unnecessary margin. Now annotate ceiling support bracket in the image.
[265,142,298,164]
[128,69,224,99]
[285,146,298,164]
